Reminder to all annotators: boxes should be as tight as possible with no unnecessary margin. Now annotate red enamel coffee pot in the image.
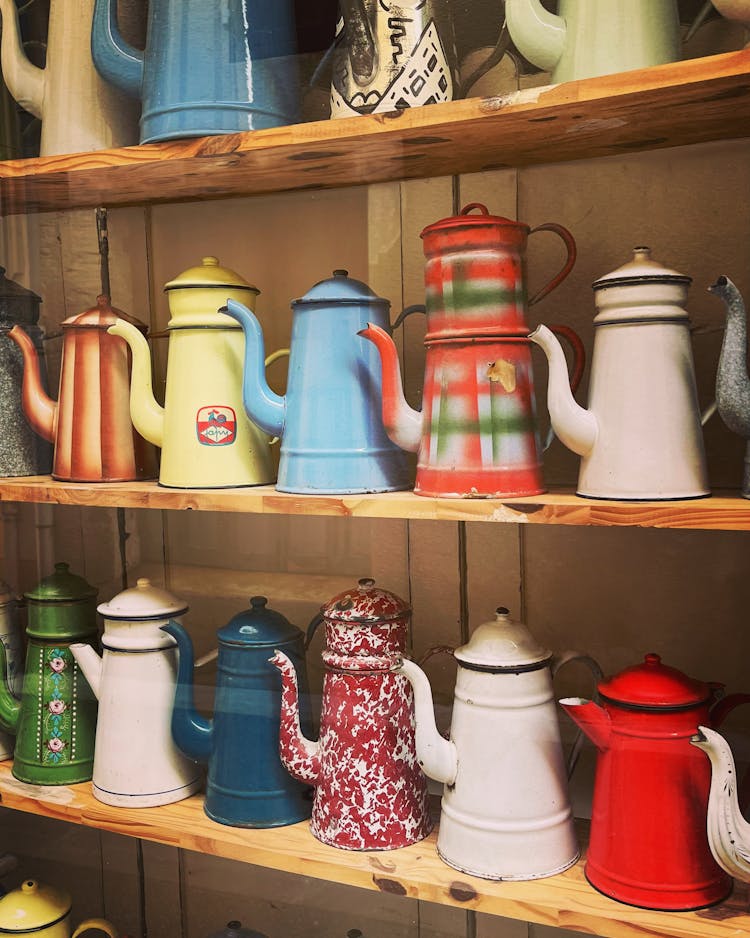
[561,653,750,911]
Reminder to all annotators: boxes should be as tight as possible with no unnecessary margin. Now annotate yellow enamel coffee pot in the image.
[0,879,117,937]
[109,257,287,488]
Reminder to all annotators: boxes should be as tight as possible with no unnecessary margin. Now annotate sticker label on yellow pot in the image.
[196,406,237,446]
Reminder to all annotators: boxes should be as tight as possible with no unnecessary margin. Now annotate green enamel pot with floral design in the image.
[0,562,99,785]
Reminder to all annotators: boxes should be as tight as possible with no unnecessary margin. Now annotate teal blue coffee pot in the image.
[163,596,312,827]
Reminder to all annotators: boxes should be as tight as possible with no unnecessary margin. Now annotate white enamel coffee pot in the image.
[531,247,715,500]
[397,606,601,880]
[71,578,202,807]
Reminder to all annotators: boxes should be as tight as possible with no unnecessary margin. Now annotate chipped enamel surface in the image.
[273,579,432,850]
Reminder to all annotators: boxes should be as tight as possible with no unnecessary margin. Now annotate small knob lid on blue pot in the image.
[218,596,303,647]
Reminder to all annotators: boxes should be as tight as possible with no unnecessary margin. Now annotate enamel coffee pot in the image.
[0,0,139,155]
[561,653,750,910]
[330,0,459,117]
[0,563,99,785]
[163,597,313,828]
[0,578,24,760]
[0,269,52,476]
[531,247,713,500]
[70,578,202,807]
[0,880,117,937]
[360,204,584,497]
[7,295,157,483]
[109,257,287,489]
[505,0,680,83]
[398,607,601,880]
[92,0,299,143]
[224,270,411,494]
[271,578,432,850]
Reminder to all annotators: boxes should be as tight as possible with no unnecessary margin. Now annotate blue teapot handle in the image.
[391,304,426,331]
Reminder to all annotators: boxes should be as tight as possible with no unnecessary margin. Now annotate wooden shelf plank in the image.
[1,477,749,531]
[0,763,747,938]
[1,50,749,215]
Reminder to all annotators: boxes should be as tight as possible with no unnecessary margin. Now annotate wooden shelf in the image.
[1,477,750,531]
[0,762,746,938]
[1,50,749,215]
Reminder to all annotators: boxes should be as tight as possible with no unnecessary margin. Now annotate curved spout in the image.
[0,0,44,118]
[691,725,750,882]
[222,298,285,438]
[107,319,164,448]
[70,644,102,699]
[91,0,144,98]
[7,325,56,443]
[529,324,597,457]
[0,640,20,735]
[160,621,212,763]
[358,323,421,452]
[397,658,457,785]
[269,650,320,785]
[559,697,611,752]
[505,0,566,72]
[710,276,750,439]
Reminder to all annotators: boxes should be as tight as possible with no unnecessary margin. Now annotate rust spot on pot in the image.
[487,359,516,391]
[449,881,478,902]
[373,876,407,895]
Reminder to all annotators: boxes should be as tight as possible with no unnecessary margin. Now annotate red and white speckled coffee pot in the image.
[271,578,432,850]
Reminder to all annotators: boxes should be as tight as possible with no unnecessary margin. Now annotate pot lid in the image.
[0,880,71,931]
[421,202,527,236]
[598,653,711,708]
[454,606,552,668]
[218,596,302,646]
[97,577,188,620]
[293,269,388,307]
[24,562,98,603]
[592,247,691,290]
[321,577,411,623]
[164,256,259,294]
[63,294,147,331]
[206,922,267,938]
[0,267,41,303]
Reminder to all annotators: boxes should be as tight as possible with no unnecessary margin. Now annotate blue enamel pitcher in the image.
[162,597,312,828]
[91,0,300,144]
[224,270,412,494]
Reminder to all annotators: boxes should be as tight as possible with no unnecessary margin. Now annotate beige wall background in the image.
[0,18,749,937]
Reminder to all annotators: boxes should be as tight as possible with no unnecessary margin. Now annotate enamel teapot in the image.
[0,880,117,937]
[0,563,99,786]
[692,725,750,884]
[360,204,584,497]
[0,0,139,155]
[330,0,459,117]
[224,270,411,494]
[708,276,750,497]
[109,257,287,489]
[271,578,431,850]
[561,653,750,910]
[71,578,202,808]
[8,295,157,483]
[531,247,713,500]
[505,0,681,83]
[92,0,299,143]
[0,269,52,477]
[163,597,313,828]
[398,607,601,880]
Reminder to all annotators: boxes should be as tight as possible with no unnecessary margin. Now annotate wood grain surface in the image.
[0,50,749,215]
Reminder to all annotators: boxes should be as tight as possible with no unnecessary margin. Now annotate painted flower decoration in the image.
[47,737,65,753]
[49,657,66,673]
[48,699,66,715]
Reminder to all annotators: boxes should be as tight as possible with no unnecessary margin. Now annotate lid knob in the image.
[358,577,376,590]
[644,652,661,667]
[632,246,652,261]
[21,881,37,895]
[54,562,69,574]
[202,256,219,267]
[250,596,267,608]
[136,578,151,590]
[495,605,510,618]
[333,269,348,278]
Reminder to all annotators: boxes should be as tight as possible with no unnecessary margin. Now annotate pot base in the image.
[584,865,732,911]
[93,777,202,808]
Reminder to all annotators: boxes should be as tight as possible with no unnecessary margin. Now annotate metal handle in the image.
[551,650,603,779]
[528,223,577,306]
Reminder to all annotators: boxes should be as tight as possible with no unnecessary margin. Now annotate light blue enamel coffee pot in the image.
[91,0,300,144]
[224,270,412,494]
